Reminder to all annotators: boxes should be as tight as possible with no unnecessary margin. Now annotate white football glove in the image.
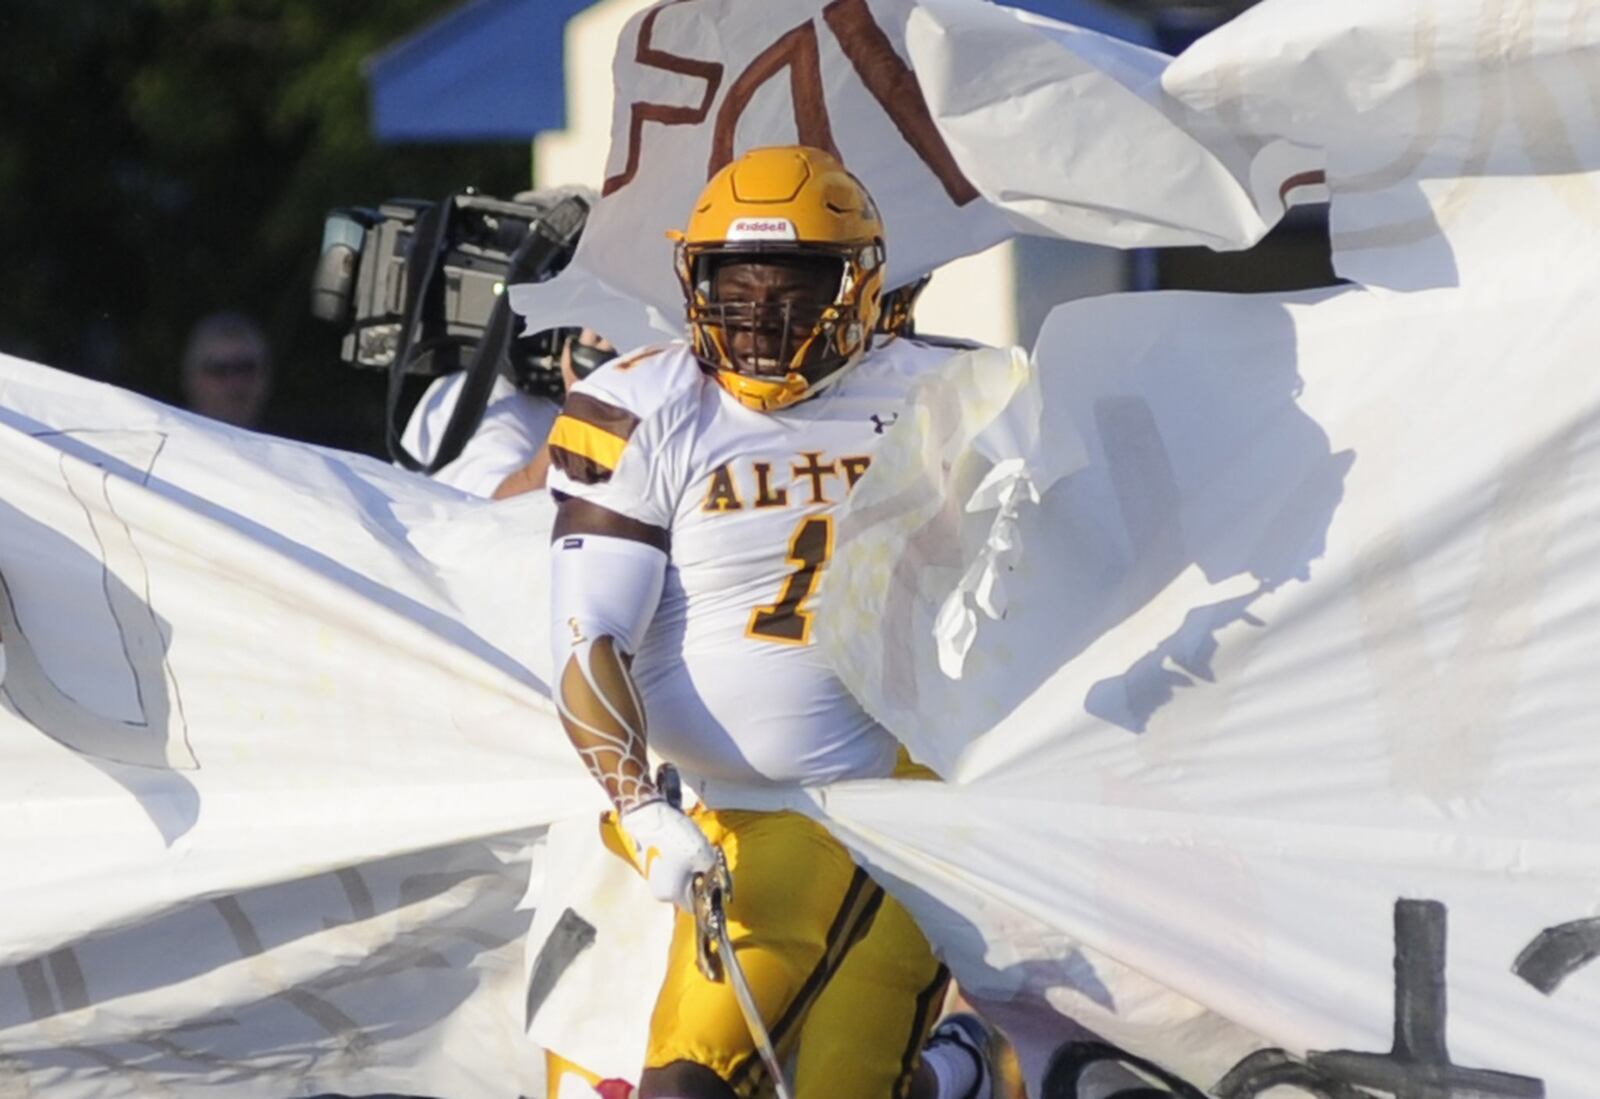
[620,799,718,910]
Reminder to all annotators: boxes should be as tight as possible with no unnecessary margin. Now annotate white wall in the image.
[916,243,1019,347]
[532,0,652,191]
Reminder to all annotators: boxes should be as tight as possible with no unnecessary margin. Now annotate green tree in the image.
[0,0,533,452]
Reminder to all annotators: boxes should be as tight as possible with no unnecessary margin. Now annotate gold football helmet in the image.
[673,146,886,412]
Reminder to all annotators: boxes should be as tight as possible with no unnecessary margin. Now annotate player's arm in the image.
[492,447,550,498]
[548,494,714,907]
[548,495,665,810]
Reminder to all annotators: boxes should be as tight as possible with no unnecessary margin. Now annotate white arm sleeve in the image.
[549,533,667,660]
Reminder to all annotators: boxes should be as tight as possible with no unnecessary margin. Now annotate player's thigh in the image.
[645,808,882,1095]
[793,888,949,1099]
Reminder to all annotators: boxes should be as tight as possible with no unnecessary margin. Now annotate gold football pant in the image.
[610,806,948,1099]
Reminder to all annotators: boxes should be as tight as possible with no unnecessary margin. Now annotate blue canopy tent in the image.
[366,0,1154,143]
[1011,0,1153,47]
[366,0,593,142]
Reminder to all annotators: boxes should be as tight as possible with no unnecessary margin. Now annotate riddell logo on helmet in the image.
[727,218,798,241]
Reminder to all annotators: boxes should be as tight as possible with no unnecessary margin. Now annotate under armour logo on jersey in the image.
[870,413,899,434]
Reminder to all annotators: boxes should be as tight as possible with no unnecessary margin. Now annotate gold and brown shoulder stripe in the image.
[547,392,641,484]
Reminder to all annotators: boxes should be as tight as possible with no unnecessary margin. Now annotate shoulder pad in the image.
[548,342,701,486]
[568,342,701,420]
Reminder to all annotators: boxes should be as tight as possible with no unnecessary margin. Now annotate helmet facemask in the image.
[681,244,883,410]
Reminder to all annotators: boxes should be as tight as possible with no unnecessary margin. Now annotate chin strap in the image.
[711,343,868,413]
[554,633,656,812]
[712,367,810,412]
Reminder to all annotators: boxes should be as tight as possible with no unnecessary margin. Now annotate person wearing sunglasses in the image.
[180,311,273,430]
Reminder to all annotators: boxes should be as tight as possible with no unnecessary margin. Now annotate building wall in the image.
[532,0,649,189]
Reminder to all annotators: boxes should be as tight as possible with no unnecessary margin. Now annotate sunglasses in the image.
[197,355,264,377]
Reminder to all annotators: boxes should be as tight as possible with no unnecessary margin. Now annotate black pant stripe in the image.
[894,963,952,1098]
[727,868,885,1097]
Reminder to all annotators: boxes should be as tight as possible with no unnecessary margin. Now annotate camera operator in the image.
[487,328,614,499]
[400,327,613,498]
[313,181,601,497]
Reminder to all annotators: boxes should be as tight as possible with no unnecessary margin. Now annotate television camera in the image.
[311,187,589,471]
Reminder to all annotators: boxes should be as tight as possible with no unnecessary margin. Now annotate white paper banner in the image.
[4,0,1600,1097]
[510,0,1293,350]
[0,369,596,1099]
[816,0,1600,1094]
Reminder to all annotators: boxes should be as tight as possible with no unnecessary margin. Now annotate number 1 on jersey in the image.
[748,516,834,645]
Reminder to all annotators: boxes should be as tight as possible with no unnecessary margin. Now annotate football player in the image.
[876,274,931,339]
[545,145,994,1099]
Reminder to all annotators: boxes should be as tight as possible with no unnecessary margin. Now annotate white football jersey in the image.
[547,339,953,786]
